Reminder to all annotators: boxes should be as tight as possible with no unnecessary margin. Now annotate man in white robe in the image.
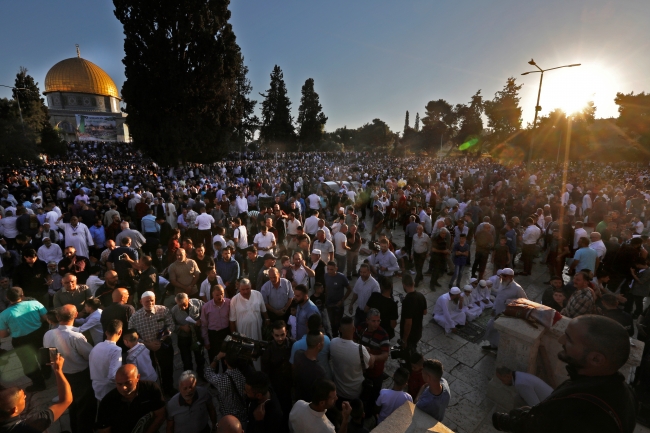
[37,237,63,263]
[433,287,466,334]
[475,280,494,309]
[483,268,527,350]
[56,215,94,258]
[461,285,482,322]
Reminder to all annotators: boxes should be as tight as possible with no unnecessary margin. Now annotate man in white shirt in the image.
[235,191,248,218]
[589,231,607,259]
[89,318,123,400]
[496,367,553,406]
[518,217,541,276]
[304,210,321,238]
[232,217,248,250]
[289,379,351,433]
[253,224,276,257]
[573,221,588,250]
[43,304,96,433]
[348,264,380,326]
[307,193,321,211]
[195,207,215,253]
[333,224,349,274]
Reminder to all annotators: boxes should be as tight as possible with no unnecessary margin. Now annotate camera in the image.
[119,253,128,260]
[492,408,527,432]
[368,241,380,252]
[222,333,268,360]
[390,339,410,362]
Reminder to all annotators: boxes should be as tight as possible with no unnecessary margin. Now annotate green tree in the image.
[404,110,410,133]
[353,118,397,151]
[454,90,484,148]
[484,77,523,145]
[0,67,66,159]
[0,98,41,162]
[414,112,420,132]
[259,65,296,150]
[113,0,255,164]
[420,99,457,153]
[297,78,327,148]
[615,91,650,148]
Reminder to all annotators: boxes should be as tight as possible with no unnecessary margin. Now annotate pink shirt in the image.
[201,298,231,341]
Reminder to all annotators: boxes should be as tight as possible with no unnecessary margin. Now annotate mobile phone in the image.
[38,347,58,365]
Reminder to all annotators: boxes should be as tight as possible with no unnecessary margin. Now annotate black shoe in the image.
[447,272,454,276]
[435,282,442,287]
[481,345,498,352]
[25,384,46,393]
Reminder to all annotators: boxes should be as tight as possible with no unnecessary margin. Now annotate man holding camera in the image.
[0,353,72,432]
[43,304,95,433]
[491,315,636,433]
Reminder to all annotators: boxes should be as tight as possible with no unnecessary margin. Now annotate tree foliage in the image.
[454,90,484,147]
[297,78,327,149]
[414,112,420,132]
[0,67,65,161]
[323,119,398,152]
[259,65,296,150]
[404,110,410,133]
[484,77,523,145]
[113,0,256,164]
[615,91,650,148]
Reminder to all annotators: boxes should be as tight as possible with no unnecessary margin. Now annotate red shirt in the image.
[355,324,390,379]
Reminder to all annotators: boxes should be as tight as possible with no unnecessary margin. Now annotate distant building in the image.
[43,46,129,142]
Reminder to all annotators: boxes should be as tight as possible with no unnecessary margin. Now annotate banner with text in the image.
[75,115,118,142]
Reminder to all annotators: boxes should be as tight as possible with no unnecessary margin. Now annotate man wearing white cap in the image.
[128,291,175,395]
[482,268,527,351]
[38,236,63,263]
[475,279,494,309]
[460,285,481,322]
[433,287,466,334]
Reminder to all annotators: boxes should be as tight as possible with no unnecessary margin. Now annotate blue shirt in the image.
[90,225,106,248]
[0,300,47,338]
[573,246,598,273]
[506,229,517,254]
[290,333,331,373]
[140,215,160,234]
[416,378,451,421]
[295,299,320,340]
[324,272,350,306]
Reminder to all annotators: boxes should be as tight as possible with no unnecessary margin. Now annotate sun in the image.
[535,62,618,116]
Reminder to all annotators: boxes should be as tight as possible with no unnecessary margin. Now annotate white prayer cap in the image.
[339,207,344,212]
[311,249,322,256]
[469,277,478,284]
[141,291,156,299]
[501,268,515,276]
[463,285,473,292]
[479,280,487,287]
[496,269,503,276]
[449,287,461,295]
[486,280,493,287]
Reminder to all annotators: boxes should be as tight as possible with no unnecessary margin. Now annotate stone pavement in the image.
[0,220,607,433]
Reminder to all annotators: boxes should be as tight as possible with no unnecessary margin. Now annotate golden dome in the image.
[44,57,120,99]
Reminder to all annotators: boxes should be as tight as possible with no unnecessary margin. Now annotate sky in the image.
[1,0,649,134]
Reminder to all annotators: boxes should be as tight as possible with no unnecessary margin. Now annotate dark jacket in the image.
[508,365,636,433]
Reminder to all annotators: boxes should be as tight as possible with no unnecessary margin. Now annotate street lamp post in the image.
[521,59,580,164]
[0,84,29,136]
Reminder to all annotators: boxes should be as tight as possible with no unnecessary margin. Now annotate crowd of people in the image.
[0,140,646,432]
